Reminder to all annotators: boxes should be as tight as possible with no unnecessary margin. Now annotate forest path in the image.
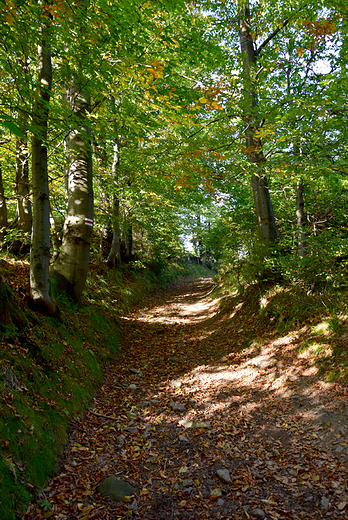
[26,276,348,519]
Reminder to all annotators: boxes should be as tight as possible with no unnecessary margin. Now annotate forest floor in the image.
[25,275,348,520]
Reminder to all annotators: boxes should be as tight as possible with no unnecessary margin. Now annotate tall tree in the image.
[29,7,55,315]
[106,126,122,268]
[52,0,93,303]
[15,58,32,236]
[238,0,277,244]
[0,164,8,234]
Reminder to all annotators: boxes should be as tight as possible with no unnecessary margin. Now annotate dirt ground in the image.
[25,276,348,519]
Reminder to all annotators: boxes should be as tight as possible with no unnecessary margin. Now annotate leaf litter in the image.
[25,276,348,519]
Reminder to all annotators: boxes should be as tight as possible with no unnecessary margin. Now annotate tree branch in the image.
[255,18,290,56]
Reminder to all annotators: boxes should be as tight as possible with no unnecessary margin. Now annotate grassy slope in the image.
[0,258,208,519]
[213,275,348,382]
[3,255,346,519]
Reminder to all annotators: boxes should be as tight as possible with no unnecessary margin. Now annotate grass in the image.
[0,257,201,519]
[214,271,348,382]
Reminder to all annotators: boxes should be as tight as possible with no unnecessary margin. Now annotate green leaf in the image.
[2,120,24,138]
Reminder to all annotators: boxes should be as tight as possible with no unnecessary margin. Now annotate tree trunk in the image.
[123,221,133,262]
[52,83,93,302]
[296,179,306,258]
[107,114,122,269]
[0,165,8,236]
[0,274,28,335]
[107,194,122,268]
[16,113,32,234]
[239,2,277,244]
[30,29,56,316]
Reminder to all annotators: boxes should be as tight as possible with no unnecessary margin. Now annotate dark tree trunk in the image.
[0,165,8,239]
[29,23,56,316]
[239,2,277,245]
[0,274,28,335]
[296,180,306,258]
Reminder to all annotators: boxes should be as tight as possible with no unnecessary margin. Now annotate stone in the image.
[182,479,194,487]
[178,435,189,442]
[129,368,143,376]
[117,434,126,446]
[335,445,345,453]
[125,427,138,434]
[130,498,138,510]
[135,401,151,409]
[97,476,136,502]
[216,469,232,484]
[178,420,210,429]
[250,508,266,518]
[321,497,330,510]
[170,402,186,411]
[128,384,137,390]
[170,380,182,388]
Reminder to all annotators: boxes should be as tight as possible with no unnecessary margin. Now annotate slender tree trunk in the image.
[239,2,277,244]
[30,28,56,315]
[50,209,61,264]
[0,165,8,238]
[296,179,306,258]
[107,195,122,268]
[16,110,32,234]
[123,221,133,262]
[107,129,122,269]
[52,83,93,302]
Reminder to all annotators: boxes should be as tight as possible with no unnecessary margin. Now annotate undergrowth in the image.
[0,257,202,519]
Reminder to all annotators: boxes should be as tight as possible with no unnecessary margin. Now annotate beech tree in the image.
[51,75,94,302]
[238,1,278,244]
[29,7,56,315]
[1,0,346,306]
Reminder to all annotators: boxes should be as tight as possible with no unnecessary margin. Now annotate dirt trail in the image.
[26,276,348,519]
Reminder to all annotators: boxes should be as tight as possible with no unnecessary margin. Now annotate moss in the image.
[0,259,173,519]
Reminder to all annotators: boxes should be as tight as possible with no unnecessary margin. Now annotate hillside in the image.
[0,256,193,519]
[2,266,345,519]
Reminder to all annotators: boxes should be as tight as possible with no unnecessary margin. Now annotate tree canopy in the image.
[0,0,347,305]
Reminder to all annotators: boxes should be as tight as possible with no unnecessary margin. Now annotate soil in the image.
[25,276,348,519]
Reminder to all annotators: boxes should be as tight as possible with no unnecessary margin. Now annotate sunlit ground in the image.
[31,276,348,520]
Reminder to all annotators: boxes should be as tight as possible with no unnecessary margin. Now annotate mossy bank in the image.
[0,258,208,519]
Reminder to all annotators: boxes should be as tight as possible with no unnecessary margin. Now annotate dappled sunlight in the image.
[124,278,220,327]
[38,276,348,520]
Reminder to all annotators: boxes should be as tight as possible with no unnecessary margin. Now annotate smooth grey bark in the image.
[107,185,122,269]
[50,209,61,264]
[30,30,56,315]
[239,2,277,244]
[296,179,306,258]
[107,112,122,269]
[52,83,93,302]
